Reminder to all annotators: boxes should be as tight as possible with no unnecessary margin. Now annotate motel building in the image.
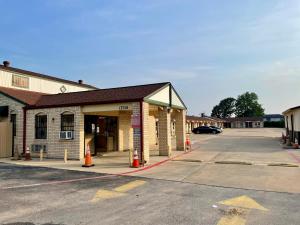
[283,106,300,143]
[0,61,187,163]
[186,115,224,133]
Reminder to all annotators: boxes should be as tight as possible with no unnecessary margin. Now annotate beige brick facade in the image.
[0,99,185,162]
[148,114,158,150]
[175,109,186,150]
[158,107,172,156]
[26,106,84,160]
[118,112,133,151]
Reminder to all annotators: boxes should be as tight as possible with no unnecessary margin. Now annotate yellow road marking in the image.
[91,189,127,203]
[113,180,146,193]
[217,215,246,225]
[216,196,268,225]
[218,195,268,211]
[91,180,146,203]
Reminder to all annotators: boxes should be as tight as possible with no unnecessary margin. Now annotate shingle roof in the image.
[0,65,97,89]
[0,86,44,105]
[224,117,263,122]
[29,82,170,108]
[263,114,283,118]
[186,115,223,122]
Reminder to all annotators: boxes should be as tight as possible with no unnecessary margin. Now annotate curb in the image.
[1,146,196,190]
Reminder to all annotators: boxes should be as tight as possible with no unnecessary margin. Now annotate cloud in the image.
[244,1,300,45]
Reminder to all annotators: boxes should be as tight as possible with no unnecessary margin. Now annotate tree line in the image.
[211,92,264,118]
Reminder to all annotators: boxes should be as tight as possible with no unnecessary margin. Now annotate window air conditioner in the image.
[60,131,73,140]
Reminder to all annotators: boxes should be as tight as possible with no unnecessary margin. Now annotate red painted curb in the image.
[286,150,300,164]
[1,144,198,190]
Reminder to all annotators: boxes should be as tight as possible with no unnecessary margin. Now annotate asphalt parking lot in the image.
[1,128,300,225]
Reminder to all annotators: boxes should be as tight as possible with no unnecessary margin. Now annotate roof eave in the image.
[25,98,143,110]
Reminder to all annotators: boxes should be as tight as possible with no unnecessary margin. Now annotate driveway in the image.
[134,128,300,193]
[1,128,300,225]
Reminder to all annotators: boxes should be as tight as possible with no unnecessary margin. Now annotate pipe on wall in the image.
[22,108,27,154]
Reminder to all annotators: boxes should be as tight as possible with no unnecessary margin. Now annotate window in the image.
[12,74,29,89]
[61,114,74,132]
[35,114,47,139]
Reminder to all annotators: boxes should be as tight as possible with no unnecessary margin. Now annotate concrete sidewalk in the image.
[0,150,187,175]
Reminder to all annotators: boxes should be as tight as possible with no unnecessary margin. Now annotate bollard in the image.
[24,146,31,161]
[12,145,21,160]
[64,149,68,163]
[129,149,133,167]
[40,147,43,161]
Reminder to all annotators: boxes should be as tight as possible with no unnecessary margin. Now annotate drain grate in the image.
[215,161,252,165]
[267,163,299,167]
[172,159,202,163]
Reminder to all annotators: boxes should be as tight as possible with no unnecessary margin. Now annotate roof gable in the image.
[144,83,186,109]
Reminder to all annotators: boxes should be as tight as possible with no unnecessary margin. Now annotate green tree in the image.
[235,92,264,117]
[211,97,236,118]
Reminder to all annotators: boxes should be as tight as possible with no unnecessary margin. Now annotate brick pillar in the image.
[132,102,142,163]
[142,102,150,163]
[158,107,171,156]
[131,102,150,164]
[175,109,186,151]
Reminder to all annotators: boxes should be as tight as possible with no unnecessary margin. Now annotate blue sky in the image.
[1,0,300,115]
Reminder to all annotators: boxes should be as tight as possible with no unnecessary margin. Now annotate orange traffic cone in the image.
[293,138,299,149]
[132,149,140,168]
[186,137,191,151]
[82,145,94,167]
[24,146,31,161]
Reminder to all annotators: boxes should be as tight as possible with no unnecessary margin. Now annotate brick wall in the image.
[26,106,84,160]
[158,107,171,156]
[118,112,133,151]
[175,109,186,150]
[148,114,158,150]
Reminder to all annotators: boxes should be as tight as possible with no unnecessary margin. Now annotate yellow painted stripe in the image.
[217,215,246,225]
[114,180,146,193]
[91,189,127,203]
[219,195,268,211]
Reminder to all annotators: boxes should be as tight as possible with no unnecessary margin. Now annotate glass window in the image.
[61,114,74,131]
[35,115,47,139]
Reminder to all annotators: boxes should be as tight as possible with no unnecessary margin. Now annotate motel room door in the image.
[245,122,253,128]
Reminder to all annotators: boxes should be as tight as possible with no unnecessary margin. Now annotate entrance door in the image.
[0,121,12,158]
[95,117,118,154]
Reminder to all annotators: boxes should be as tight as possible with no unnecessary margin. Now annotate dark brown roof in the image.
[0,65,97,89]
[29,82,170,108]
[224,117,263,122]
[0,86,44,105]
[186,115,222,122]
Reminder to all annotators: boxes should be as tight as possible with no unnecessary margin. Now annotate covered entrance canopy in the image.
[79,82,187,163]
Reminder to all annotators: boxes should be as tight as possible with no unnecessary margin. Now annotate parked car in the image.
[209,126,223,132]
[192,126,221,134]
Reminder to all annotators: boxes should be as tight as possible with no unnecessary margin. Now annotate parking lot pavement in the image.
[134,128,300,193]
[1,128,300,225]
[1,163,300,225]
